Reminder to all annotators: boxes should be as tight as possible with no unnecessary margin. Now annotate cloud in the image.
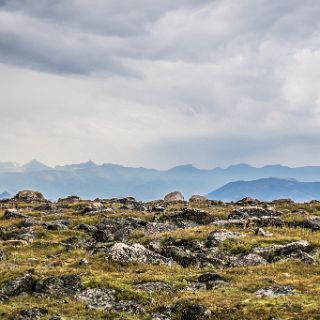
[0,0,320,168]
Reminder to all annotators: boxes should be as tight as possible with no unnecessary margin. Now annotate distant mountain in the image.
[207,178,320,202]
[0,160,52,173]
[3,161,320,201]
[0,191,11,199]
[22,160,52,172]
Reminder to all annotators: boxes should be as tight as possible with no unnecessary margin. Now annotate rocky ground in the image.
[0,191,320,319]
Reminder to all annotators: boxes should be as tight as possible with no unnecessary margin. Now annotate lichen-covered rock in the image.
[106,243,173,265]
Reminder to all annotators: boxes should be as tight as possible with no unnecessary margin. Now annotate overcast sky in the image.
[0,0,320,169]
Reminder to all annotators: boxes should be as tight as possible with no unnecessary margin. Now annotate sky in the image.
[0,0,320,169]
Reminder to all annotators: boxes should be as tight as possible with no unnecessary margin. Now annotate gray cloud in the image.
[0,0,320,168]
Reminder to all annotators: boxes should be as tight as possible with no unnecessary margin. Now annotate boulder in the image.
[106,243,173,265]
[14,190,46,202]
[164,191,184,202]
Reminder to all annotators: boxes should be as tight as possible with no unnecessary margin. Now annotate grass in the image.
[0,201,320,319]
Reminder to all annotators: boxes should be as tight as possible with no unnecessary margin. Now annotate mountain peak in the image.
[22,160,52,172]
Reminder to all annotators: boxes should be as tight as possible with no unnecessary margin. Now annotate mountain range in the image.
[1,160,320,201]
[207,178,320,202]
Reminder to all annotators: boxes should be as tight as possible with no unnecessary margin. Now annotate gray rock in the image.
[106,243,173,265]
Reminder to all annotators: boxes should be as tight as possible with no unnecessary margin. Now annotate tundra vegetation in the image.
[0,191,320,319]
